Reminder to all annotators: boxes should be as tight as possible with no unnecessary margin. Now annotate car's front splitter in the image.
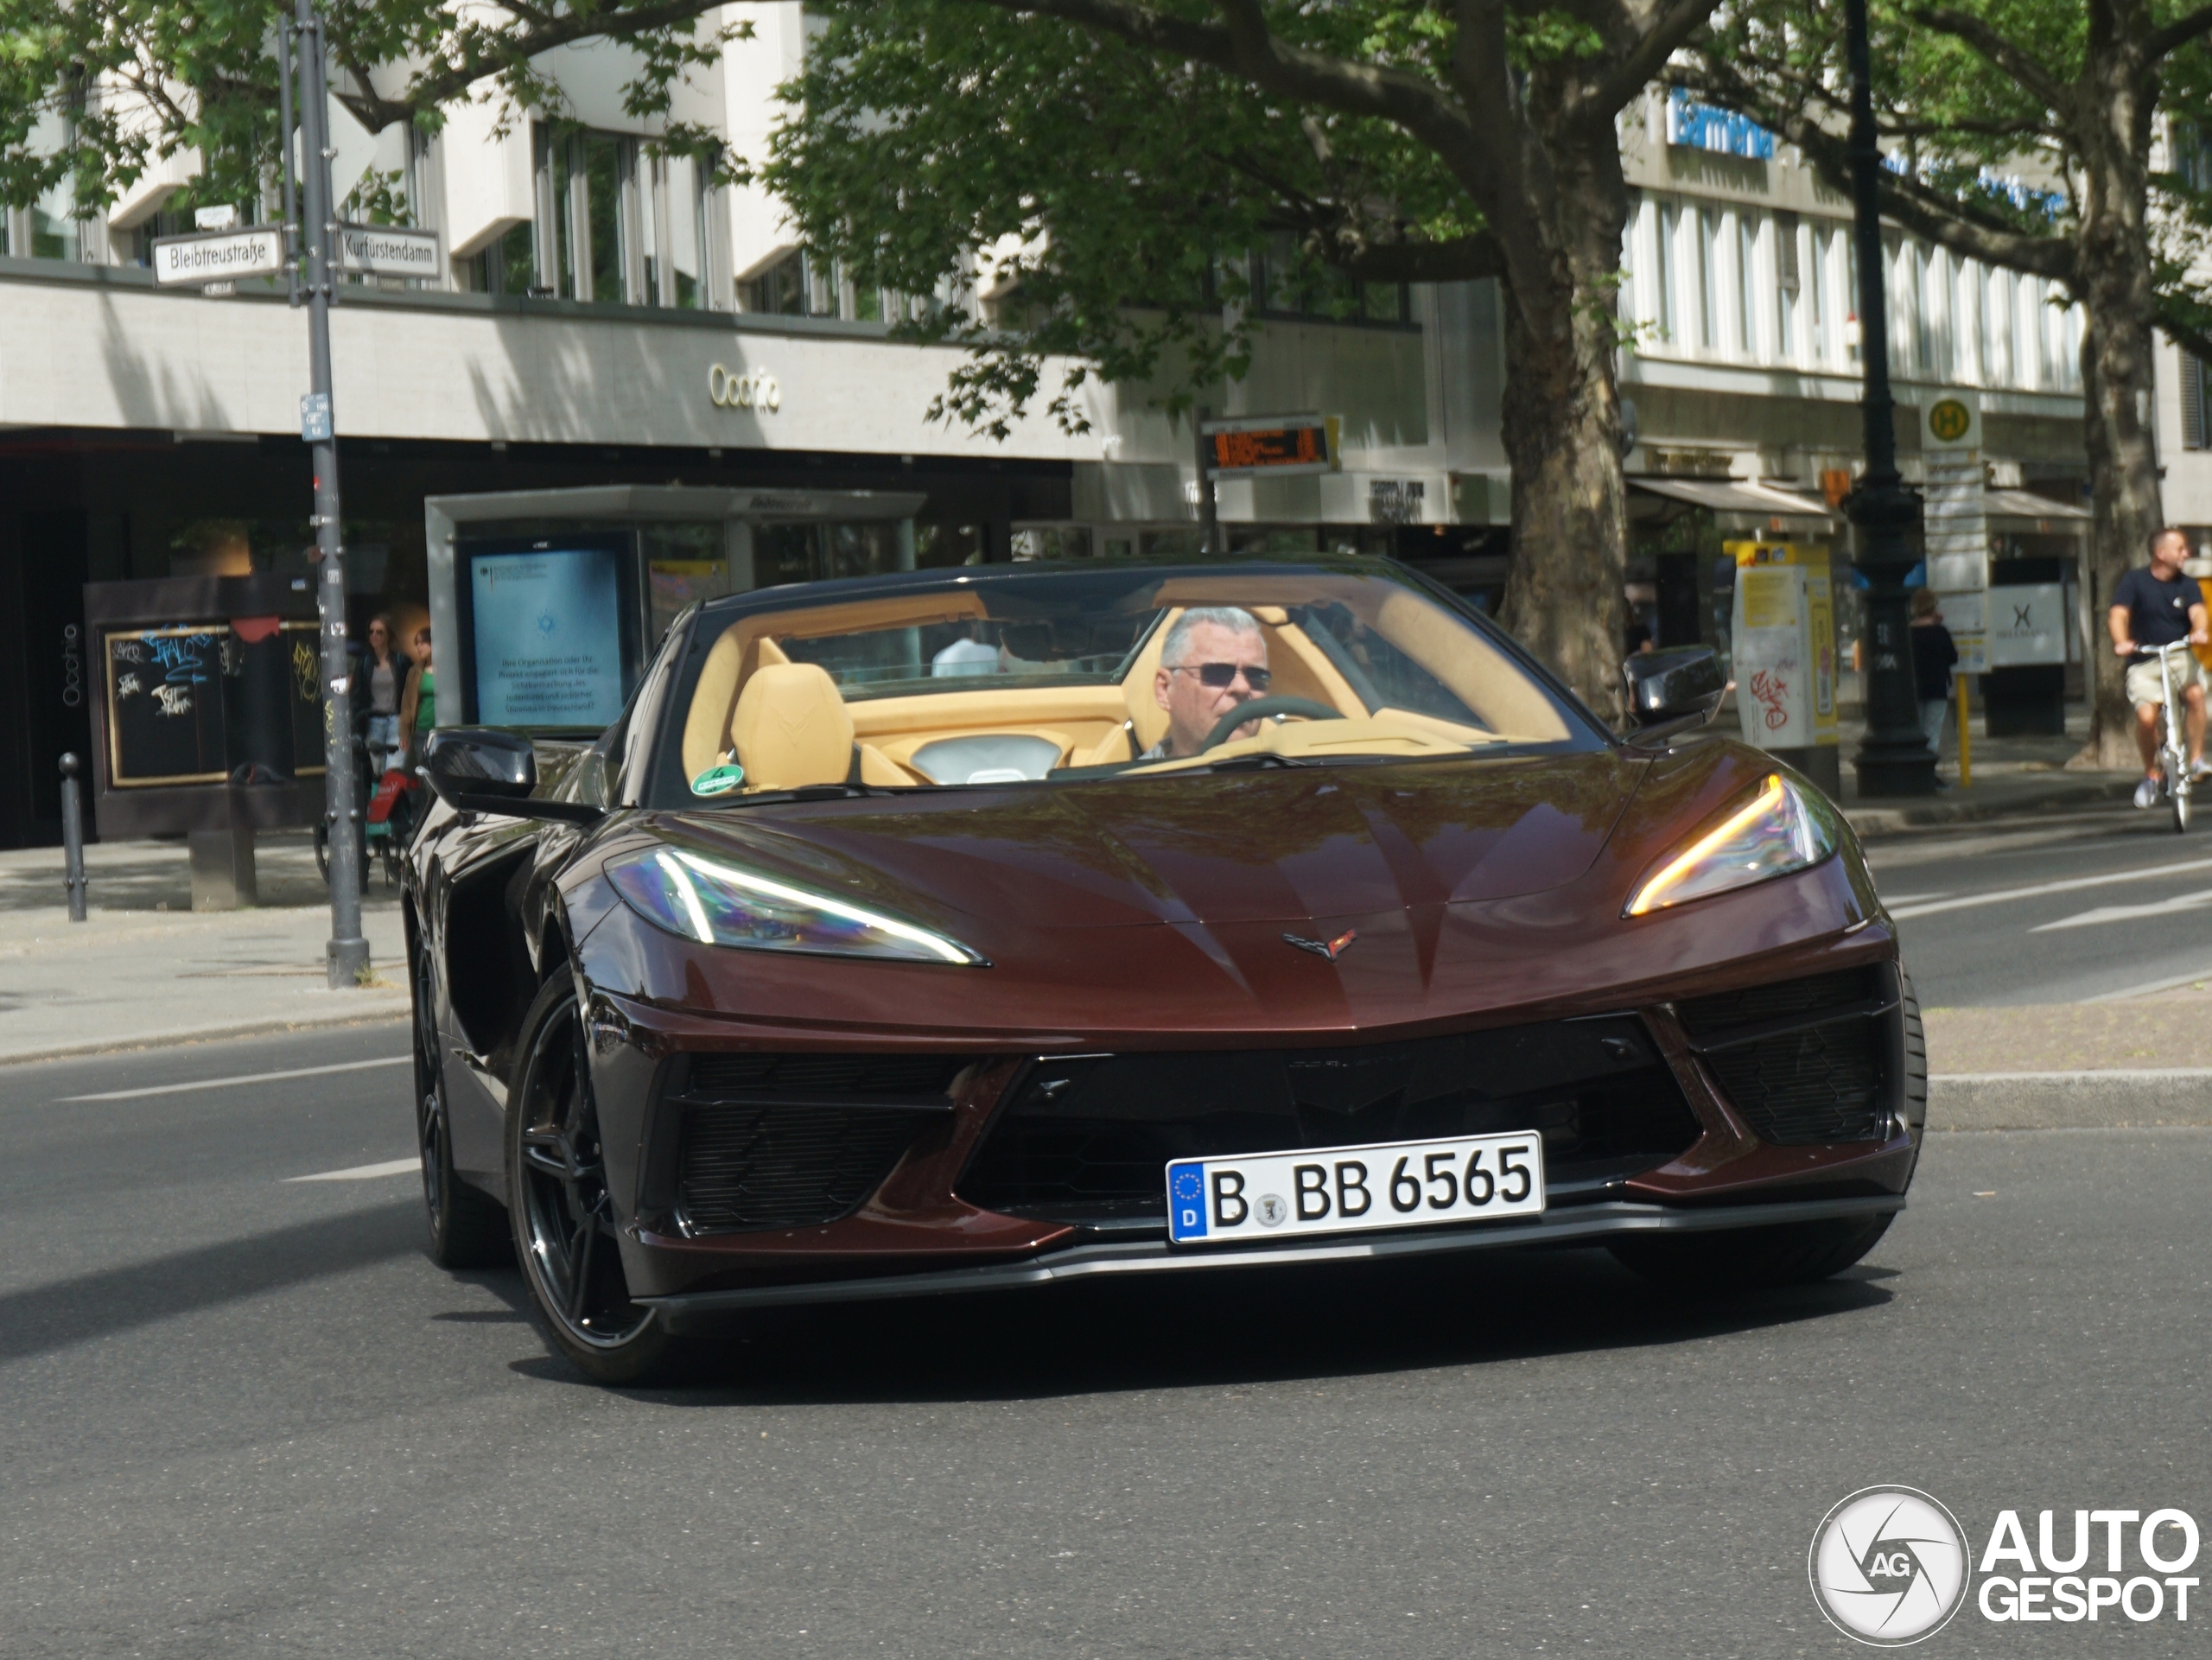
[639,1192,1904,1331]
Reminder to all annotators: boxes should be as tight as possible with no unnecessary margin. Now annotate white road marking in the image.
[1887,855,2212,922]
[2088,964,2212,1002]
[57,1055,410,1103]
[284,1157,418,1183]
[2032,888,2212,932]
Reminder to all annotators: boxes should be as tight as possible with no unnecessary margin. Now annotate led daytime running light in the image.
[1628,773,1789,917]
[671,849,976,964]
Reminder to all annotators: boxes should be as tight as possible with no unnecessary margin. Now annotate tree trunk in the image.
[1495,132,1630,727]
[2070,33,2164,771]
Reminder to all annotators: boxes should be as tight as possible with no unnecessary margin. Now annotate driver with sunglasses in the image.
[1142,606,1273,760]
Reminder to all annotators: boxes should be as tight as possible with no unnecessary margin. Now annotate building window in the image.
[529,124,710,307]
[1246,237,1410,326]
[2184,352,2210,450]
[1697,207,1720,353]
[1775,210,1799,362]
[1736,211,1759,359]
[1657,200,1681,344]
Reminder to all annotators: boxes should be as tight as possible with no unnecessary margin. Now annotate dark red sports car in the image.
[404,557,1922,1383]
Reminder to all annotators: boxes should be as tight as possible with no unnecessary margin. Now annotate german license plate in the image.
[1166,1133,1545,1244]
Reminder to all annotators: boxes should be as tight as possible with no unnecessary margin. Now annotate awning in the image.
[1983,487,2089,524]
[1627,477,1836,518]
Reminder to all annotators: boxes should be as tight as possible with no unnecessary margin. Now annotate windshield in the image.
[657,562,1594,802]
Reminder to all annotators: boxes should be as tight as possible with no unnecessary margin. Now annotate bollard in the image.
[59,753,87,922]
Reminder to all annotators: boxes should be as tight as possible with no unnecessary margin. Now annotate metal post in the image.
[295,0,371,986]
[1194,407,1219,555]
[1843,0,1938,797]
[58,754,86,923]
[277,16,301,308]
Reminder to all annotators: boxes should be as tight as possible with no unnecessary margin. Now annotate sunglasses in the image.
[1172,661,1271,692]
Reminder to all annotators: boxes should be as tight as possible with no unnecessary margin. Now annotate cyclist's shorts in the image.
[2127,652,2208,708]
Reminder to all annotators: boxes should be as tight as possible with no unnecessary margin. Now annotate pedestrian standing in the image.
[1910,588,1958,775]
[359,614,413,778]
[397,626,435,764]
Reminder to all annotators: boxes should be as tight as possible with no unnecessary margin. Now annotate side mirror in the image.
[419,727,606,825]
[1623,646,1726,741]
[422,727,537,798]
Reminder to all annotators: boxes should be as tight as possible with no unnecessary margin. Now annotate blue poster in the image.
[469,548,626,727]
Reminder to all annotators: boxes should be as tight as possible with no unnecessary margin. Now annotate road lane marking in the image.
[285,1157,418,1183]
[2088,964,2212,1002]
[2032,888,2212,932]
[1886,855,2212,921]
[58,1055,410,1103]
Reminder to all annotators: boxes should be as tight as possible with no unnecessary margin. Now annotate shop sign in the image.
[709,364,782,412]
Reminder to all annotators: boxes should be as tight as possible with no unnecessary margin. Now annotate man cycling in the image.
[2110,526,2212,808]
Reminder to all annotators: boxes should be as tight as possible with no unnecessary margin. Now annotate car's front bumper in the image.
[639,1191,1904,1331]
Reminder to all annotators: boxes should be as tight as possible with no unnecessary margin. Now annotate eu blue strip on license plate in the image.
[1166,1132,1545,1244]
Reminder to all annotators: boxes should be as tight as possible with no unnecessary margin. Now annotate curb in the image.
[1845,776,2138,836]
[1929,1069,2212,1130]
[0,999,410,1068]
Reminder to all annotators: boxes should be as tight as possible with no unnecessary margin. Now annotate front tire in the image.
[507,967,685,1385]
[414,936,508,1269]
[2175,780,2192,834]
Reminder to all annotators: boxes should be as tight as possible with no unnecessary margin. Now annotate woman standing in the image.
[397,626,435,764]
[359,614,413,776]
[1910,588,1959,776]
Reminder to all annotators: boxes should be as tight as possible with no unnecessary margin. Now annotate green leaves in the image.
[760,0,1485,436]
[0,0,749,222]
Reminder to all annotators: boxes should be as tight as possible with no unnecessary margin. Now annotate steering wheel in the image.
[1199,695,1345,752]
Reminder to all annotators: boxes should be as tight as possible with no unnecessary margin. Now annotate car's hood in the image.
[652,750,1647,931]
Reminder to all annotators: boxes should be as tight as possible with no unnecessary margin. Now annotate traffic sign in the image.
[301,393,333,443]
[1199,413,1341,478]
[150,226,287,286]
[334,222,444,283]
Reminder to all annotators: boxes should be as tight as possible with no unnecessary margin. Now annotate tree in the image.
[761,0,1728,721]
[1688,0,2212,766]
[0,0,743,226]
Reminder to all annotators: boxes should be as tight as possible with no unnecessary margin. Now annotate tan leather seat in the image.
[729,662,855,789]
[1075,609,1179,764]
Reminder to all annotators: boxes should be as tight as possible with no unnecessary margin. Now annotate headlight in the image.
[1624,773,1838,917]
[607,848,988,965]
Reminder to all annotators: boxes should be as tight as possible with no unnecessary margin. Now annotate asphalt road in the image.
[1866,799,2212,1005]
[5,1023,2209,1657]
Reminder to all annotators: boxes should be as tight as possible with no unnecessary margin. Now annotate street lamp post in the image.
[291,0,371,984]
[1844,0,1938,797]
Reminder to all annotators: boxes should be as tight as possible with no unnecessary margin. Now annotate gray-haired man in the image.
[1141,606,1272,759]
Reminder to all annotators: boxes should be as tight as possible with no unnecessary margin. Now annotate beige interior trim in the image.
[1374,589,1569,741]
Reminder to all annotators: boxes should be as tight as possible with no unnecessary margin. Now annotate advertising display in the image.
[467,544,630,728]
[1727,539,1838,764]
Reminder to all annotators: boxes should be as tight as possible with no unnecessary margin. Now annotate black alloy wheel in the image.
[507,968,682,1384]
[413,934,507,1268]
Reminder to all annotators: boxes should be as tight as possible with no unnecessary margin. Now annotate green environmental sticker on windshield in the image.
[690,763,745,797]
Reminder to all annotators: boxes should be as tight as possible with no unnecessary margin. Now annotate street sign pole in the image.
[294,0,370,986]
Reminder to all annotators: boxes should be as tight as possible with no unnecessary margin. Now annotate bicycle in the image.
[2138,638,2198,835]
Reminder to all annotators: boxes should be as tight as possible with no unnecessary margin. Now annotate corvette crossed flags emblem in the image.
[1282,927,1358,962]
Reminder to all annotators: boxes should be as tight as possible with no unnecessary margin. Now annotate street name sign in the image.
[335,223,444,283]
[1200,413,1342,479]
[150,226,287,286]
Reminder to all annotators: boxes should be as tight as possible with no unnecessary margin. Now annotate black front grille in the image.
[1678,967,1895,1146]
[957,1018,1702,1224]
[667,1052,967,1235]
[678,1103,939,1232]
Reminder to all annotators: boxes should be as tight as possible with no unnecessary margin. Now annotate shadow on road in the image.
[511,1244,1894,1403]
[0,1200,419,1368]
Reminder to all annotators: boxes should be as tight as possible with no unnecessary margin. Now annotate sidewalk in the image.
[1829,703,2140,835]
[0,832,408,1064]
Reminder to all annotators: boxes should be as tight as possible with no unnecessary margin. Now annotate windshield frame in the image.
[639,555,1611,810]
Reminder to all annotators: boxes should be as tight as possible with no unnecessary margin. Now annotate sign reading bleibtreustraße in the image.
[150,226,287,286]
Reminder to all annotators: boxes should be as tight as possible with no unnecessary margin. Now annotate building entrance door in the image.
[3,512,94,848]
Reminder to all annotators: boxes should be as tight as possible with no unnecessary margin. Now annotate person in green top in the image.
[398,625,435,760]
